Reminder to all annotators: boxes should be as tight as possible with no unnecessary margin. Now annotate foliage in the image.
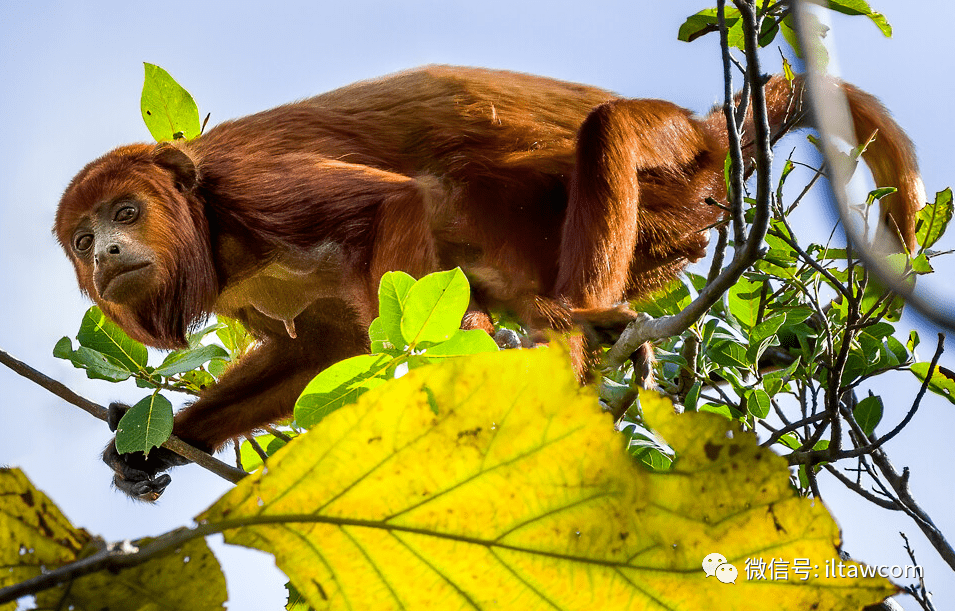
[679,0,891,52]
[0,469,226,610]
[626,179,952,491]
[53,306,237,454]
[3,351,896,610]
[293,268,497,429]
[207,347,897,611]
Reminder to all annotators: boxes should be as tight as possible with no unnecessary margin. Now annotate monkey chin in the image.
[97,262,154,305]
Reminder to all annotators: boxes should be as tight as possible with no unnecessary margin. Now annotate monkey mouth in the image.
[98,262,153,303]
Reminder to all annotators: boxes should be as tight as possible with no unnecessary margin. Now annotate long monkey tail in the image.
[708,74,925,252]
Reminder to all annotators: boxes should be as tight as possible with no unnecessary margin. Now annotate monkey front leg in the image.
[103,313,369,501]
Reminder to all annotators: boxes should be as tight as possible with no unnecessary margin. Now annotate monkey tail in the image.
[762,73,925,252]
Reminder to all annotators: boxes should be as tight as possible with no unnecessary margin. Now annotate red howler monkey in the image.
[55,66,923,500]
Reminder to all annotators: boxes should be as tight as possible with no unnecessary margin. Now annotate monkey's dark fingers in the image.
[112,473,172,502]
[493,328,522,350]
[106,402,131,432]
[102,439,190,501]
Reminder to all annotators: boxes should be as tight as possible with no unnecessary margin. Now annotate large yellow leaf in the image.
[0,468,226,611]
[201,348,896,610]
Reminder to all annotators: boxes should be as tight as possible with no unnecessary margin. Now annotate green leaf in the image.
[378,271,417,348]
[216,315,254,359]
[114,394,174,455]
[208,358,229,378]
[865,186,898,207]
[708,340,749,370]
[727,278,763,330]
[826,0,892,37]
[683,380,702,412]
[746,388,772,419]
[187,321,223,348]
[910,362,955,405]
[180,368,217,392]
[72,346,134,382]
[417,329,498,361]
[910,253,933,274]
[141,63,201,142]
[52,336,73,360]
[763,357,801,398]
[368,316,390,353]
[55,334,134,382]
[907,330,920,353]
[400,268,470,345]
[631,278,692,318]
[678,8,740,42]
[853,395,883,437]
[240,434,290,472]
[76,306,148,372]
[294,354,391,428]
[757,15,780,47]
[748,313,787,363]
[916,187,953,250]
[778,433,801,450]
[885,336,909,367]
[629,440,673,471]
[154,344,230,377]
[780,15,802,57]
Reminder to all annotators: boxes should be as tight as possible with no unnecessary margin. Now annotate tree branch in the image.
[0,347,246,484]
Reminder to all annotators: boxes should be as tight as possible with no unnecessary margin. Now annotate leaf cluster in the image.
[53,306,244,455]
[629,169,953,492]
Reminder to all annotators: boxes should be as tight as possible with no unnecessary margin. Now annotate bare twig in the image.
[719,0,747,248]
[246,435,269,462]
[900,532,938,611]
[265,425,294,443]
[822,464,899,510]
[760,411,826,447]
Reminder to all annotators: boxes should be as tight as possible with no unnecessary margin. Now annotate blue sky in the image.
[1,1,952,608]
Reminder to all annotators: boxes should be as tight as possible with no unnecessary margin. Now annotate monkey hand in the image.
[102,402,190,501]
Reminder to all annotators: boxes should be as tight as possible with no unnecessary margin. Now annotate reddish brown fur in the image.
[55,66,921,473]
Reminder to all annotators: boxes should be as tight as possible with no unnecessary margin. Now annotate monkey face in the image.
[55,143,217,349]
[69,196,157,305]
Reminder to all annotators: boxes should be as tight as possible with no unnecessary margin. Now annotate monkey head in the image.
[55,143,217,349]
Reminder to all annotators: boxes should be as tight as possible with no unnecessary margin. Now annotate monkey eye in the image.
[114,204,139,223]
[73,233,93,253]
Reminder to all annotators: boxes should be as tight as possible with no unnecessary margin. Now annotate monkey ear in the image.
[153,143,199,192]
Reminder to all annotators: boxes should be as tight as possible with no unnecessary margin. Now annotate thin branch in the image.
[706,222,730,286]
[760,411,826,447]
[822,464,899,510]
[246,435,269,462]
[769,220,853,301]
[719,0,747,249]
[0,347,246,484]
[0,348,107,421]
[864,335,944,449]
[901,532,938,611]
[265,425,294,443]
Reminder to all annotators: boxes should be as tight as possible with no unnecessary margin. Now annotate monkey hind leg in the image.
[555,98,711,311]
[554,99,714,385]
